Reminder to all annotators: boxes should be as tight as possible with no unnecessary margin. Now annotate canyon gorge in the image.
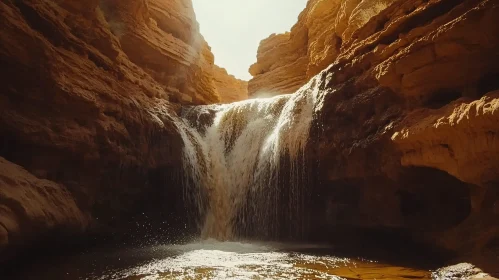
[0,0,498,279]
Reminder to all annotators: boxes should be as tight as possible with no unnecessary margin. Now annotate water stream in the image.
[176,76,323,240]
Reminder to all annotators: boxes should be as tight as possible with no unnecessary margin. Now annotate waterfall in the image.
[175,76,322,240]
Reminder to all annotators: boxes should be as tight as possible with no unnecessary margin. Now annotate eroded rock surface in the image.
[0,157,88,261]
[432,263,497,280]
[115,0,222,104]
[248,0,353,96]
[1,0,498,274]
[249,0,472,97]
[213,65,248,103]
[0,0,230,260]
[282,0,499,273]
[248,30,308,96]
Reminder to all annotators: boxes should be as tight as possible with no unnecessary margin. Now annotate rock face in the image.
[0,0,236,260]
[1,0,498,274]
[116,0,226,104]
[99,0,220,104]
[432,263,497,280]
[249,0,401,97]
[293,0,499,272]
[212,65,248,103]
[0,157,88,261]
[249,31,308,97]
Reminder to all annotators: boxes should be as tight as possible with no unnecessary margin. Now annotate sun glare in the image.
[192,0,307,81]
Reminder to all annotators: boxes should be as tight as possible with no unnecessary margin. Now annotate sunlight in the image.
[192,0,307,81]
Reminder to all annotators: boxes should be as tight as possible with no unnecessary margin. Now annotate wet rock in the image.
[432,263,496,280]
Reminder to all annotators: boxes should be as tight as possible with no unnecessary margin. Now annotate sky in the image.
[192,0,307,81]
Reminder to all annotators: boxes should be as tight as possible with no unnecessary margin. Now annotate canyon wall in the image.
[249,0,394,97]
[213,65,249,103]
[289,0,499,271]
[0,0,240,261]
[1,0,498,272]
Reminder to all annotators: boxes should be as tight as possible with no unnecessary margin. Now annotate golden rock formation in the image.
[249,0,402,97]
[213,65,248,103]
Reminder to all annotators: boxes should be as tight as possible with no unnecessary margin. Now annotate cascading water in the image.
[175,76,323,241]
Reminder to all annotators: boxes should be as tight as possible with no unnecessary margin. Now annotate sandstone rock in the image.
[307,0,499,185]
[342,0,393,42]
[0,0,223,261]
[248,0,397,97]
[0,157,88,261]
[334,0,361,39]
[213,65,248,103]
[293,0,499,272]
[432,263,497,280]
[100,0,221,104]
[248,31,308,97]
[305,0,343,79]
[0,0,498,275]
[392,92,499,186]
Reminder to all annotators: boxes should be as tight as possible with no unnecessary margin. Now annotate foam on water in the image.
[97,241,349,280]
[18,240,432,280]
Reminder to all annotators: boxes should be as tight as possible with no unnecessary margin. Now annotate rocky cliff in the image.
[248,31,308,97]
[0,0,238,261]
[213,65,248,103]
[249,0,396,97]
[294,0,499,271]
[0,157,89,259]
[100,0,220,104]
[1,0,498,273]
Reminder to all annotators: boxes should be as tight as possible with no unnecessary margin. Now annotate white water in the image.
[175,76,323,240]
[20,240,429,280]
[94,241,349,280]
